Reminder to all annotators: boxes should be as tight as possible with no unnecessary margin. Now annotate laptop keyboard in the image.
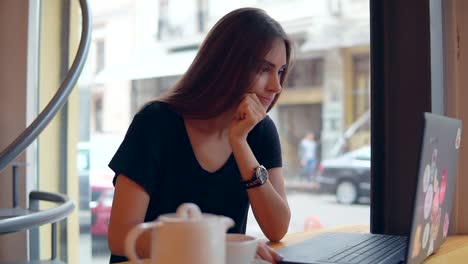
[319,234,407,264]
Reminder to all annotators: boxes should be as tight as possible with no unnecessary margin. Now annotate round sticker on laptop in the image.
[443,213,449,238]
[423,164,431,192]
[424,185,433,219]
[431,208,441,240]
[439,168,447,204]
[431,191,440,222]
[422,223,430,249]
[412,225,422,258]
[455,128,461,149]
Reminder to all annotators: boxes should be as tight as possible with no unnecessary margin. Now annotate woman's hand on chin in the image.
[229,93,266,143]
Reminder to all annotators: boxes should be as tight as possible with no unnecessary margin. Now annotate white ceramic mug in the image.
[226,233,258,264]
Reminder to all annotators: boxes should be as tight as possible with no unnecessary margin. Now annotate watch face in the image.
[245,165,269,189]
[258,166,268,183]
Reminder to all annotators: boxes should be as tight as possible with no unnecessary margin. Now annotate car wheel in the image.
[336,180,358,204]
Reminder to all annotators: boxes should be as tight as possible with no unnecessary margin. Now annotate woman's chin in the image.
[260,99,271,109]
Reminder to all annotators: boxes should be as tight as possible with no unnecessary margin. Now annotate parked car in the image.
[316,145,370,204]
[90,174,114,237]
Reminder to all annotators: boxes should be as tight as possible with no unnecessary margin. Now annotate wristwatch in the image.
[243,165,269,189]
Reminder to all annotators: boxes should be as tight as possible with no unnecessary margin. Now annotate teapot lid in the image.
[157,203,235,230]
[158,203,204,222]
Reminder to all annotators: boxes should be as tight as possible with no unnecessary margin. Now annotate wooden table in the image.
[268,225,468,264]
[122,225,468,263]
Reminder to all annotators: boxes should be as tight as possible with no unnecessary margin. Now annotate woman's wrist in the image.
[228,134,247,147]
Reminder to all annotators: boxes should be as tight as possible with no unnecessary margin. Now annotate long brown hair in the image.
[157,7,293,118]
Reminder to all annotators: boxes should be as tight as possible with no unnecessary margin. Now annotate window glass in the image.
[286,58,324,88]
[95,40,105,73]
[77,0,371,262]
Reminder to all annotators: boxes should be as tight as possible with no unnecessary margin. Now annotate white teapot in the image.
[125,203,234,264]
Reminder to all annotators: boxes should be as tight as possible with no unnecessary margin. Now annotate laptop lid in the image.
[406,113,462,264]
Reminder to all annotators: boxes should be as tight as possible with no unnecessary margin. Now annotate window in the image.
[77,148,90,171]
[328,0,342,16]
[79,1,371,262]
[343,49,370,151]
[196,0,208,33]
[286,58,324,88]
[95,39,105,73]
[131,76,179,116]
[156,0,199,40]
[352,54,369,122]
[93,96,103,132]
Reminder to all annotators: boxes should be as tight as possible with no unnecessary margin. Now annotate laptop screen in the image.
[406,113,462,264]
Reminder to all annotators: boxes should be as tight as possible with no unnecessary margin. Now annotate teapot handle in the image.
[223,216,235,230]
[125,221,161,264]
[176,203,203,219]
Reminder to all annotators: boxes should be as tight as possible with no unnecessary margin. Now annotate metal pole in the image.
[12,165,18,208]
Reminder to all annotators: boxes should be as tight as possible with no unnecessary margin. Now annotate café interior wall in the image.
[0,0,80,262]
[0,0,29,261]
[445,0,468,234]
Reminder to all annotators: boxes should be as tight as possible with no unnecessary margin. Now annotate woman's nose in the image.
[269,75,282,93]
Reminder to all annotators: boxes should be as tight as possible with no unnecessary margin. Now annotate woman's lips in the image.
[259,96,273,107]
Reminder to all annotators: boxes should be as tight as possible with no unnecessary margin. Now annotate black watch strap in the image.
[245,180,264,189]
[243,165,268,189]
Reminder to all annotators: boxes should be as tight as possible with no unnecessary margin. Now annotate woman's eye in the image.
[261,67,270,73]
[278,69,285,76]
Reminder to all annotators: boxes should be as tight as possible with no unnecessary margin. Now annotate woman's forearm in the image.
[108,175,153,258]
[248,182,291,241]
[108,222,152,258]
[230,138,291,241]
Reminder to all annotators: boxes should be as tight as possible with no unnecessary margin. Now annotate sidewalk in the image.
[284,179,320,193]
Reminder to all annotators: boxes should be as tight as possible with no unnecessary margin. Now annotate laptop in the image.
[278,113,462,264]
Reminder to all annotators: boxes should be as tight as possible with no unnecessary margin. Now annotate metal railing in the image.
[0,191,75,234]
[0,0,91,261]
[0,0,91,172]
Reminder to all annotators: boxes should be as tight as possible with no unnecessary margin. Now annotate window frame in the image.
[370,0,468,235]
[443,0,468,234]
[370,0,432,234]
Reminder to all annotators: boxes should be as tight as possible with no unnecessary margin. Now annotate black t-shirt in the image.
[108,101,282,263]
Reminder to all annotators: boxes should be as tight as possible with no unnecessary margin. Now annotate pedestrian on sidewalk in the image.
[298,131,318,182]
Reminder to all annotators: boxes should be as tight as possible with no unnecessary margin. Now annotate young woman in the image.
[107,7,293,263]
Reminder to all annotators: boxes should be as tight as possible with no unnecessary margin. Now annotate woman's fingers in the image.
[256,243,274,263]
[269,247,284,262]
[245,93,267,113]
[256,242,284,264]
[237,94,266,122]
[229,93,267,139]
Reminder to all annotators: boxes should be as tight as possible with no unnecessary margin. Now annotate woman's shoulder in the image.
[257,114,275,130]
[128,101,182,134]
[136,101,179,121]
[250,115,276,137]
[130,101,182,141]
[138,101,170,114]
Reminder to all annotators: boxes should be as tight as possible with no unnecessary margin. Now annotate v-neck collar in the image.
[178,114,234,175]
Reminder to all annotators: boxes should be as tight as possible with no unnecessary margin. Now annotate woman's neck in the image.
[184,111,234,138]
